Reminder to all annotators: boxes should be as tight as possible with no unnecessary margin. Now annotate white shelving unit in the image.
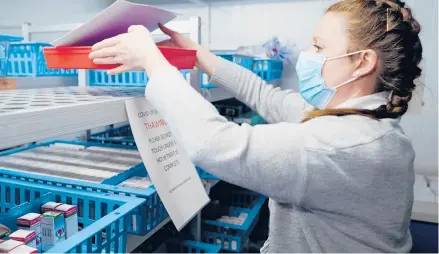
[0,15,229,252]
[0,85,232,150]
[0,87,143,150]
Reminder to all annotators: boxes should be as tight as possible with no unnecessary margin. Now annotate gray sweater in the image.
[145,58,415,253]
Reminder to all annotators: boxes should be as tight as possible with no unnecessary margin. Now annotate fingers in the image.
[156,39,175,47]
[108,65,131,75]
[89,46,120,60]
[159,23,175,36]
[92,57,120,65]
[128,25,148,33]
[91,35,122,51]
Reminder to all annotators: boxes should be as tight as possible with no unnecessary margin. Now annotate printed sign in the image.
[125,97,209,230]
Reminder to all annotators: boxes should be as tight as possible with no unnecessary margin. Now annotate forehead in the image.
[315,12,350,48]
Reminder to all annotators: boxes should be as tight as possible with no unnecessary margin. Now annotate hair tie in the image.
[386,8,390,32]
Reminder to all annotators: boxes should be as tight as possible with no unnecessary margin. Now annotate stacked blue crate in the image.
[0,34,24,77]
[253,58,283,82]
[88,69,192,86]
[7,42,77,77]
[0,176,144,253]
[202,190,266,252]
[0,140,168,236]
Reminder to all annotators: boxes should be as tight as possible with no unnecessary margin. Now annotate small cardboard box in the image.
[41,202,62,213]
[54,204,78,238]
[0,78,16,91]
[0,240,23,253]
[41,211,65,252]
[17,213,41,252]
[8,245,38,254]
[8,230,37,249]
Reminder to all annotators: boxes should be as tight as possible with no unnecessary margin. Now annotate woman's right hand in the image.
[158,24,218,76]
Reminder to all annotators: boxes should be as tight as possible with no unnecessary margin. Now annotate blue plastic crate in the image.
[88,69,192,87]
[0,176,144,253]
[90,127,218,181]
[0,34,23,77]
[201,52,254,89]
[253,58,283,82]
[202,190,266,252]
[90,128,217,181]
[0,140,168,236]
[88,70,148,87]
[7,42,78,77]
[156,240,221,253]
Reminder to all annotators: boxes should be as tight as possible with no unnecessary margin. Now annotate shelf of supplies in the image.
[0,85,231,149]
[0,87,144,150]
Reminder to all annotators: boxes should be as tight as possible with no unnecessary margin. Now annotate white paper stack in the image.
[216,212,248,226]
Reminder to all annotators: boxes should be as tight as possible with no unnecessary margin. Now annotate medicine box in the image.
[0,239,23,253]
[8,229,37,249]
[41,211,65,252]
[54,204,78,239]
[8,244,38,254]
[41,202,62,213]
[17,213,41,252]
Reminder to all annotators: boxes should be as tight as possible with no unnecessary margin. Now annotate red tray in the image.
[43,46,197,70]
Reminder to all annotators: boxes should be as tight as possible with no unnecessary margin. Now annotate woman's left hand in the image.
[89,25,171,76]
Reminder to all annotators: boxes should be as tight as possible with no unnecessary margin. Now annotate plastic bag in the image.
[237,37,298,64]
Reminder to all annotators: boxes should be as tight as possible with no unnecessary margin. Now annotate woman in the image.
[89,0,423,252]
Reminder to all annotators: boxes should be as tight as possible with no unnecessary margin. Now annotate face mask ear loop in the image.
[326,50,365,61]
[333,71,361,89]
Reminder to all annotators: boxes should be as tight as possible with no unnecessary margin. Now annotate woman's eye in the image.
[313,44,322,50]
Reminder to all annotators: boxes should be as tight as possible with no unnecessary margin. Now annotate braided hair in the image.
[302,0,423,123]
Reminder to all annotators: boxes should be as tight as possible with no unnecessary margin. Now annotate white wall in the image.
[0,0,437,175]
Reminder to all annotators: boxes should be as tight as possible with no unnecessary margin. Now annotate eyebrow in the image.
[313,36,324,43]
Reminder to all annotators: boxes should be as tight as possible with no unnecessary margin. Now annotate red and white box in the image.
[17,213,41,252]
[54,204,78,238]
[0,240,23,253]
[41,202,62,213]
[8,245,38,254]
[8,230,37,249]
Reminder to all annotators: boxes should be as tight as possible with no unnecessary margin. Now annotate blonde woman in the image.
[90,0,423,252]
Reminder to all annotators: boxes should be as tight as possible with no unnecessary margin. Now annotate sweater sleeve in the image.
[210,58,308,123]
[145,66,307,204]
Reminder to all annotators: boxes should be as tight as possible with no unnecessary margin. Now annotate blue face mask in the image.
[295,50,364,109]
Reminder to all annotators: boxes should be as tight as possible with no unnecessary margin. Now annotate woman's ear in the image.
[355,49,378,77]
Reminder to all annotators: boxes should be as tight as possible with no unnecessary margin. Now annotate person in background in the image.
[89,0,423,252]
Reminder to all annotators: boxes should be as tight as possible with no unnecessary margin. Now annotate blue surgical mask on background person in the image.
[295,50,364,109]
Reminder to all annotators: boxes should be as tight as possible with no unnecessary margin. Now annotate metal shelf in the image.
[0,87,143,150]
[0,86,232,149]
